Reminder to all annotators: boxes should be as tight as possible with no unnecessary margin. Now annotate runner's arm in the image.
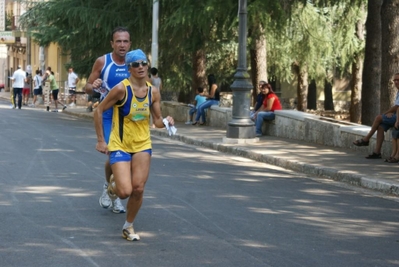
[85,56,104,94]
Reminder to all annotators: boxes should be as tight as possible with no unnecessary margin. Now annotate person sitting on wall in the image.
[253,83,282,137]
[250,80,267,120]
[185,87,206,124]
[385,110,399,163]
[353,73,399,159]
[192,74,219,126]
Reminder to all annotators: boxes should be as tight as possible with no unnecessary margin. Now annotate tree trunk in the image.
[191,49,206,100]
[250,24,267,106]
[350,57,364,123]
[307,79,317,110]
[294,64,308,111]
[380,0,399,110]
[361,0,382,125]
[324,79,334,111]
[350,16,365,123]
[250,49,257,106]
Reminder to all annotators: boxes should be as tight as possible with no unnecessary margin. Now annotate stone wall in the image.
[161,101,392,158]
[207,106,233,128]
[161,101,191,122]
[219,92,350,112]
[262,110,392,158]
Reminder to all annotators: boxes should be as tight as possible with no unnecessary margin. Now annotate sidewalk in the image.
[2,90,399,196]
[0,89,85,111]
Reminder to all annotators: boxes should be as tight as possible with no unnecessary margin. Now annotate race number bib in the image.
[94,81,111,100]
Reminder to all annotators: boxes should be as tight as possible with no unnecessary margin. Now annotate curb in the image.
[63,109,94,119]
[150,129,399,197]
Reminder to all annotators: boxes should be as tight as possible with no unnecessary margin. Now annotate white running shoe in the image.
[69,103,76,107]
[99,186,111,209]
[112,198,126,214]
[122,225,140,241]
[185,121,193,125]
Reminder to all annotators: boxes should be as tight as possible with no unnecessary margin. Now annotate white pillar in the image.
[151,0,159,68]
[39,46,45,72]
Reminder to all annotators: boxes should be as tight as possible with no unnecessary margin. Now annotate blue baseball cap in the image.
[125,49,147,65]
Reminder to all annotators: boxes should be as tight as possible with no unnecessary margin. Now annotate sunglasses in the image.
[128,61,148,68]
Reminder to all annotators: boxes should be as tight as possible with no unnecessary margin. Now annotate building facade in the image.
[0,0,72,93]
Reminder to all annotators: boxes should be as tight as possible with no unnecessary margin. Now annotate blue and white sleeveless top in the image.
[100,53,130,120]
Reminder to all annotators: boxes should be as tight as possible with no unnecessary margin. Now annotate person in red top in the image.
[254,83,282,137]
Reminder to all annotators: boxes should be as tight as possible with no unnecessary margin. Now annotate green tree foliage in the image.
[247,0,293,102]
[267,3,336,86]
[18,0,374,118]
[266,1,365,110]
[19,0,153,77]
[158,0,238,97]
[21,0,244,100]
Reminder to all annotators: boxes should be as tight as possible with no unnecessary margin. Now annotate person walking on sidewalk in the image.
[47,71,67,112]
[150,67,162,91]
[67,67,79,107]
[22,72,31,106]
[86,92,100,112]
[94,49,174,241]
[10,65,26,109]
[85,26,131,214]
[353,73,399,159]
[42,67,52,110]
[32,70,43,106]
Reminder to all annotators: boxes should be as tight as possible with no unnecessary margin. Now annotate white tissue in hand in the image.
[163,118,177,136]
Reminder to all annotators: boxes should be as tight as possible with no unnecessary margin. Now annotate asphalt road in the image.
[0,101,399,267]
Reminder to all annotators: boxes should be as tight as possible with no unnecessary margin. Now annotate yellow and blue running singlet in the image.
[108,79,153,153]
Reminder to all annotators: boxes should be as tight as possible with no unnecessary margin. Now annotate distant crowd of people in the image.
[8,62,165,115]
[10,66,80,112]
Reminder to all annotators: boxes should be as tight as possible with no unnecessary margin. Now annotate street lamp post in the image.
[226,0,255,139]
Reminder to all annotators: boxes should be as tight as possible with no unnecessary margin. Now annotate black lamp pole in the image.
[226,0,255,139]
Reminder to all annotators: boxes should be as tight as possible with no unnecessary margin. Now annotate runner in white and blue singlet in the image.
[85,26,131,214]
[98,53,130,143]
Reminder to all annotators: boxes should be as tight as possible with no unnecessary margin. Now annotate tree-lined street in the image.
[0,101,399,266]
[18,0,398,124]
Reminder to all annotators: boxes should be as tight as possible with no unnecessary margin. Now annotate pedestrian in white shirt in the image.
[10,65,27,109]
[67,67,79,107]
